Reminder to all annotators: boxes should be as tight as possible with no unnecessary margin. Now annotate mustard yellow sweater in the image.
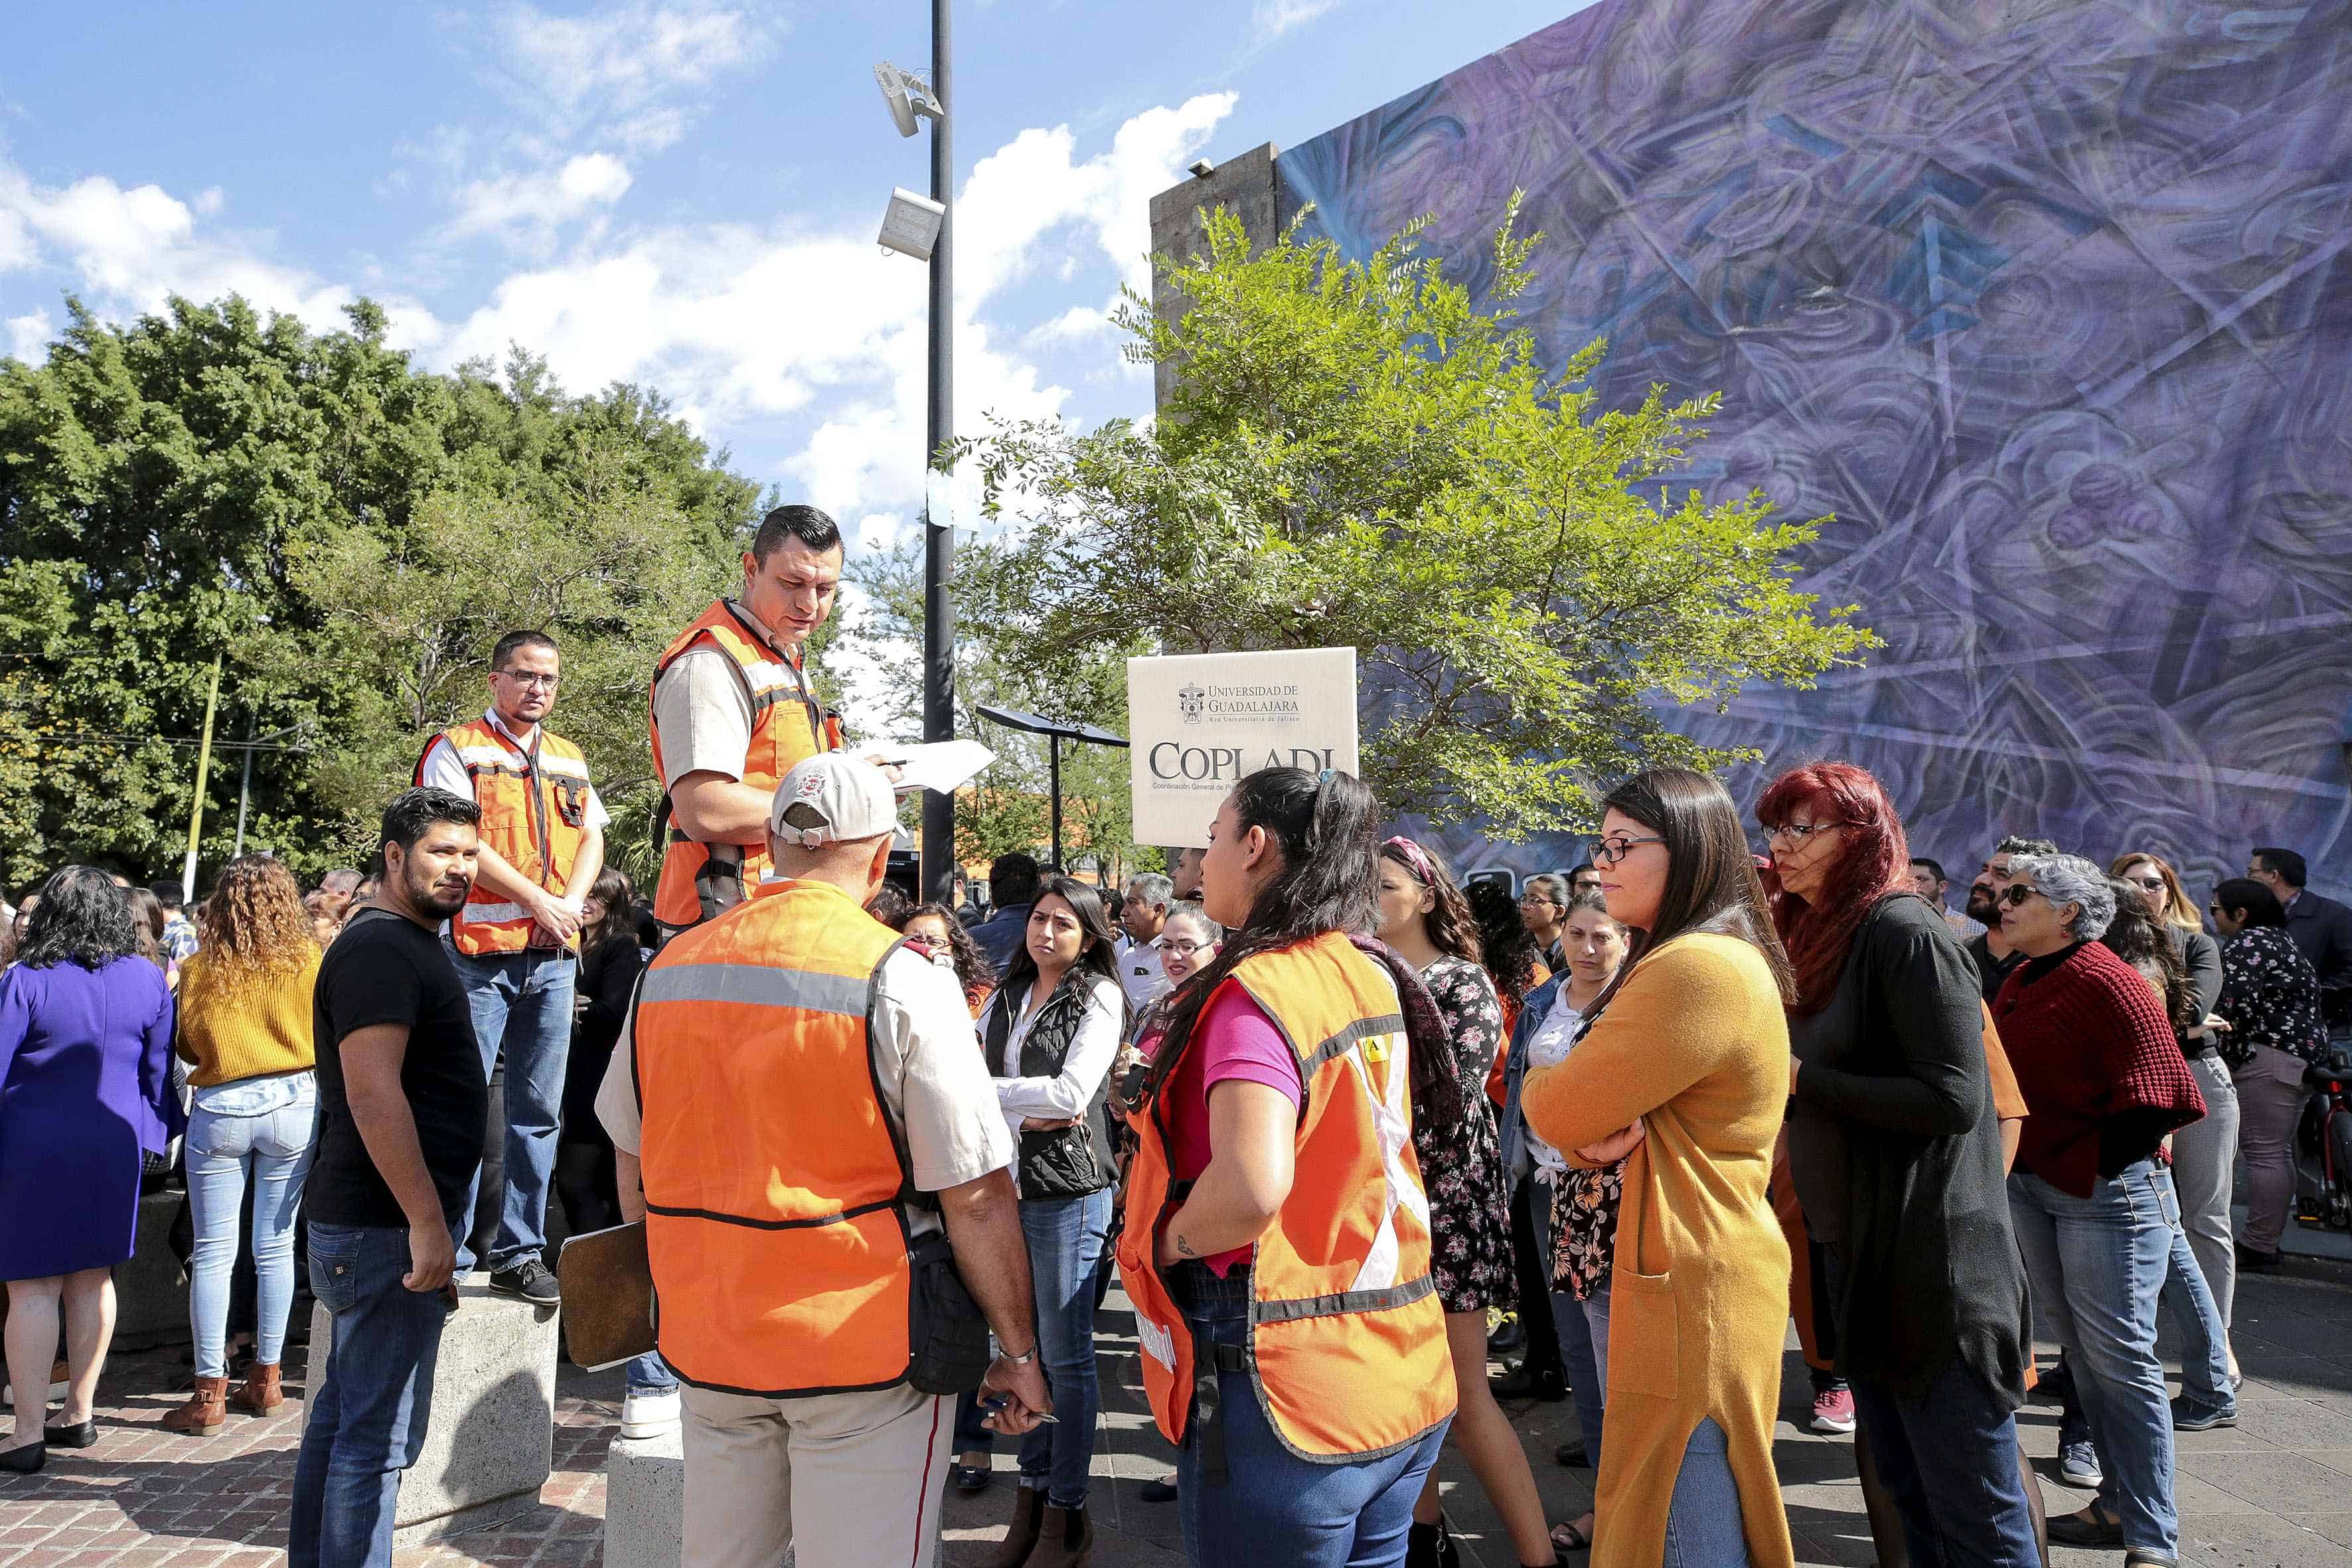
[1521,933,1796,1568]
[175,947,322,1088]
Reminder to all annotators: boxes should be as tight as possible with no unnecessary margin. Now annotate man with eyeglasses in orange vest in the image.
[415,629,605,1308]
[595,753,1052,1567]
[651,503,902,939]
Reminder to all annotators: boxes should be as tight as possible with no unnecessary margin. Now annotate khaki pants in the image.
[680,1381,952,1568]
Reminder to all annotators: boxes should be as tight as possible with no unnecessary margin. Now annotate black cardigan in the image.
[1786,894,2031,1405]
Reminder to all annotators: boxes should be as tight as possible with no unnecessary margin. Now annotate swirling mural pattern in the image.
[1277,0,2352,898]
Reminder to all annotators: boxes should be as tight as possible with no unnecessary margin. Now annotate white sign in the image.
[1127,648,1360,848]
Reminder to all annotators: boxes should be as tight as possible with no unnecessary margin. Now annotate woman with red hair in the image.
[1760,762,2041,1567]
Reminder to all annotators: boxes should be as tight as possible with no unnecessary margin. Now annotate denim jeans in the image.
[290,1220,461,1568]
[1847,1358,2041,1567]
[1172,1260,1448,1567]
[2008,1162,2178,1558]
[1581,1284,1751,1566]
[185,1073,317,1377]
[1528,1176,1604,1468]
[446,942,575,1273]
[2158,1221,2233,1412]
[627,1351,678,1396]
[1018,1188,1112,1508]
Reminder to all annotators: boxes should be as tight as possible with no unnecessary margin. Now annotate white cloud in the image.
[1253,0,1344,39]
[481,1,782,143]
[193,186,226,217]
[446,151,633,242]
[5,308,50,362]
[0,206,33,272]
[0,160,420,338]
[419,92,1239,519]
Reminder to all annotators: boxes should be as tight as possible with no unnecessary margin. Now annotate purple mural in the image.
[1277,0,2352,897]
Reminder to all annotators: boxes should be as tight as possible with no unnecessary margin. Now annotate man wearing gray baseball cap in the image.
[595,753,1050,1566]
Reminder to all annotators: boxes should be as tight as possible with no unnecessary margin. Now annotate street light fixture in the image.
[872,6,958,905]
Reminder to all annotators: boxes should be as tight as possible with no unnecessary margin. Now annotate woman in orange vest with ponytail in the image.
[1118,766,1460,1568]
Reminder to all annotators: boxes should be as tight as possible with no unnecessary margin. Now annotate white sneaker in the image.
[620,1389,680,1439]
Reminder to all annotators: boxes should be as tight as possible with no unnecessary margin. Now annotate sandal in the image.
[1550,1515,1596,1553]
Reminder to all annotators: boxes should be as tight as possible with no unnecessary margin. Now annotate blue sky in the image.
[0,0,1593,555]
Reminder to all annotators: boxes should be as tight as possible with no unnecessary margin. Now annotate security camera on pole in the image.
[874,19,957,905]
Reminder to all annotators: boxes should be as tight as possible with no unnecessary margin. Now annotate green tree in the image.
[0,295,757,889]
[841,536,1144,878]
[955,202,1875,836]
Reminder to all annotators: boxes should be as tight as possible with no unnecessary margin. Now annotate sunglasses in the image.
[1998,885,2039,909]
[2127,875,2166,891]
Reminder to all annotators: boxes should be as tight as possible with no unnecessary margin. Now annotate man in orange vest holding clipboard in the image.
[414,629,606,1306]
[652,503,888,937]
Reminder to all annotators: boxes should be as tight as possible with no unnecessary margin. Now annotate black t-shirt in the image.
[1966,931,2025,1003]
[309,907,487,1229]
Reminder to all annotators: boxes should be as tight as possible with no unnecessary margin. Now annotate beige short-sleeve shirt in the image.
[595,945,1015,1207]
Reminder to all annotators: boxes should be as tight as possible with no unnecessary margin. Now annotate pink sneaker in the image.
[1810,1385,1857,1435]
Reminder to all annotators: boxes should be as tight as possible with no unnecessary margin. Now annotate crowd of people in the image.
[1,499,2347,1568]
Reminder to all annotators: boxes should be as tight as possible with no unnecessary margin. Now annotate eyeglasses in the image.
[1998,885,2039,909]
[903,933,947,953]
[1518,894,1563,908]
[1154,937,1212,955]
[1761,822,1838,845]
[495,671,560,690]
[1591,834,1666,867]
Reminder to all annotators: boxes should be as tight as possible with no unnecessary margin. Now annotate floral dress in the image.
[1416,956,1516,1313]
[1533,996,1624,1302]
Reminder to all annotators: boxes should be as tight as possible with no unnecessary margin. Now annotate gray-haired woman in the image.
[1992,853,2207,1565]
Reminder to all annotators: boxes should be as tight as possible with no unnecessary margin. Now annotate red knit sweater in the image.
[1993,941,2207,1196]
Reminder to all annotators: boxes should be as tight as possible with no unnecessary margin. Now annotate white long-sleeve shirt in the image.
[993,971,1125,1143]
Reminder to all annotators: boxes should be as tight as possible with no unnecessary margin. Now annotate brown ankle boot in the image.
[162,1375,228,1437]
[1036,1504,1093,1567]
[229,1362,283,1415]
[986,1485,1046,1568]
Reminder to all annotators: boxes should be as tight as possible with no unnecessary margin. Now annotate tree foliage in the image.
[842,536,1149,880]
[954,201,1876,836]
[0,295,757,890]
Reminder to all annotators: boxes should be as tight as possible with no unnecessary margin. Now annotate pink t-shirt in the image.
[1155,983,1304,1275]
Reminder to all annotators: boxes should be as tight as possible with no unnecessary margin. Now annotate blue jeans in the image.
[1848,1359,2041,1567]
[2158,1221,2233,1413]
[447,943,575,1273]
[1581,1284,1752,1567]
[627,1351,678,1395]
[2008,1162,2178,1558]
[1529,1177,1606,1468]
[1172,1260,1448,1567]
[290,1220,460,1568]
[1018,1188,1112,1508]
[185,1074,317,1377]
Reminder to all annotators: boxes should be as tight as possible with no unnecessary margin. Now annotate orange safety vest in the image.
[414,718,592,956]
[649,599,842,929]
[631,879,917,1395]
[1117,932,1457,1462]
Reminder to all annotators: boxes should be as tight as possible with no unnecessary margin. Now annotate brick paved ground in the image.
[11,1248,2352,1565]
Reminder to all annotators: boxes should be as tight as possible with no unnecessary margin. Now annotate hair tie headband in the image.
[1383,834,1439,887]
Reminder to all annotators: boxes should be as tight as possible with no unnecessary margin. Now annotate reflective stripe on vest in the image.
[631,880,914,1397]
[1116,932,1457,1462]
[649,600,842,928]
[413,720,590,957]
